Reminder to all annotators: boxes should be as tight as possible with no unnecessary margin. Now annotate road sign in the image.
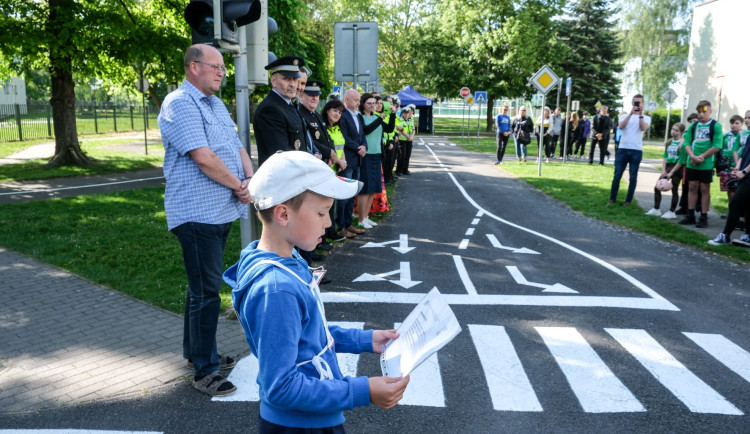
[649,101,658,111]
[529,65,560,95]
[332,85,342,95]
[663,88,678,105]
[565,77,571,97]
[134,78,149,93]
[572,100,579,111]
[465,96,475,106]
[595,101,601,110]
[475,91,487,104]
[460,87,471,98]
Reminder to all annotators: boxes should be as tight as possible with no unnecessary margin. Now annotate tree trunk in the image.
[46,0,92,168]
[486,97,495,132]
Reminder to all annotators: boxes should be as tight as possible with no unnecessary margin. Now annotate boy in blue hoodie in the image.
[224,151,410,433]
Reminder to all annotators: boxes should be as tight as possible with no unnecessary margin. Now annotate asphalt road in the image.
[2,139,749,433]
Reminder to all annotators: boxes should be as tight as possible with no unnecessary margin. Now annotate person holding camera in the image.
[608,94,650,206]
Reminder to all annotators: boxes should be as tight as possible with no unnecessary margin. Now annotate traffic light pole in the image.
[235,26,260,248]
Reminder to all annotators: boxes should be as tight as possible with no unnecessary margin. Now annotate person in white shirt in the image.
[608,94,651,205]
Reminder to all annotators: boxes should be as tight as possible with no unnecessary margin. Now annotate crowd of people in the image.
[158,45,413,432]
[499,95,749,244]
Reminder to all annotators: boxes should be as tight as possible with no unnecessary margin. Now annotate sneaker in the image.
[731,234,750,247]
[708,233,730,246]
[316,241,333,251]
[364,218,378,226]
[674,207,687,215]
[494,160,502,165]
[645,208,662,216]
[678,216,696,225]
[696,215,708,228]
[359,219,373,229]
[661,211,677,219]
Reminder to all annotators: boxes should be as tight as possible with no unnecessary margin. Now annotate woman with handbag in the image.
[512,106,534,162]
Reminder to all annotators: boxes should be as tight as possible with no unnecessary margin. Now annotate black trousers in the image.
[496,133,509,162]
[396,140,413,174]
[721,180,750,236]
[589,135,610,165]
[382,137,397,182]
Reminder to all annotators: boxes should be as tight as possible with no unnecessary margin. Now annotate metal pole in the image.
[538,93,545,176]
[461,102,465,139]
[665,103,671,143]
[556,80,561,109]
[352,24,359,91]
[141,67,147,155]
[236,26,260,248]
[563,92,571,162]
[476,102,481,148]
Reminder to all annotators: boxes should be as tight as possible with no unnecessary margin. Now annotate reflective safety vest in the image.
[396,116,414,141]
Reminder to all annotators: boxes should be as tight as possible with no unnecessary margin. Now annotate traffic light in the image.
[184,0,262,47]
[246,0,277,85]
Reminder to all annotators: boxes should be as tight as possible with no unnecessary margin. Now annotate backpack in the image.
[688,120,726,172]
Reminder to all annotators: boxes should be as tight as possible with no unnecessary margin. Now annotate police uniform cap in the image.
[265,56,304,78]
[304,81,323,96]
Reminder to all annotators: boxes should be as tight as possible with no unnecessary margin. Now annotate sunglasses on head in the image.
[697,106,709,113]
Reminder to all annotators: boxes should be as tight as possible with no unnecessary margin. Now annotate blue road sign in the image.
[648,101,658,111]
[475,91,488,104]
[332,85,342,95]
[565,77,571,96]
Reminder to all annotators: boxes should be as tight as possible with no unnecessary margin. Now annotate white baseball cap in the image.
[250,151,363,210]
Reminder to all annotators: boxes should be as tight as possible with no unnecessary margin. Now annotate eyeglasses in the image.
[194,61,227,75]
[697,106,709,113]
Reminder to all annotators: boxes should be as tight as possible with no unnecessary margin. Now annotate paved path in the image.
[0,137,724,414]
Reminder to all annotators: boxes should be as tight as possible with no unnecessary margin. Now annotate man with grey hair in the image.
[158,44,254,396]
[335,88,368,237]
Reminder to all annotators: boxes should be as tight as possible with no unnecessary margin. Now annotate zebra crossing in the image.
[215,323,749,415]
[416,141,455,147]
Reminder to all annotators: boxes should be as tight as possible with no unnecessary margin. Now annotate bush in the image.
[647,109,683,136]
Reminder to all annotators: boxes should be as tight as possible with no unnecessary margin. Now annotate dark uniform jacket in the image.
[592,114,613,138]
[253,90,306,166]
[299,107,333,164]
[339,109,368,168]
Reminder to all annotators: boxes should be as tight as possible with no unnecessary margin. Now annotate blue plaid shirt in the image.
[158,80,248,230]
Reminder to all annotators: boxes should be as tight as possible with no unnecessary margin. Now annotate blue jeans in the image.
[336,164,360,231]
[172,221,232,377]
[610,148,643,203]
[514,137,527,159]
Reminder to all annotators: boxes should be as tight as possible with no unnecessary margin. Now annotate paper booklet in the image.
[380,288,462,378]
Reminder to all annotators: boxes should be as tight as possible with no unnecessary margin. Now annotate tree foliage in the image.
[557,0,623,112]
[619,0,694,104]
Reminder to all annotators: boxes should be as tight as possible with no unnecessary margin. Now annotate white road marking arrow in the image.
[506,266,578,293]
[487,234,540,255]
[361,234,415,254]
[353,262,422,289]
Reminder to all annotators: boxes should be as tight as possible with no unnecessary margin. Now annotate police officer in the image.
[253,56,307,167]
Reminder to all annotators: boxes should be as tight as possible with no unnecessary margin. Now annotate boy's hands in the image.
[372,329,398,354]
[369,376,410,409]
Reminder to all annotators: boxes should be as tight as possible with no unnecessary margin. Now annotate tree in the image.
[0,0,187,167]
[557,0,623,112]
[422,0,565,130]
[619,0,694,105]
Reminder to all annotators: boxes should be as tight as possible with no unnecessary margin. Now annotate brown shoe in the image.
[338,228,356,239]
[347,225,366,235]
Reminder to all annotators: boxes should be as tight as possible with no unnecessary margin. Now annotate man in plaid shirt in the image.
[157,44,253,396]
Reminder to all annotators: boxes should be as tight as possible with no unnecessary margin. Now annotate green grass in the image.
[0,131,164,182]
[0,187,242,314]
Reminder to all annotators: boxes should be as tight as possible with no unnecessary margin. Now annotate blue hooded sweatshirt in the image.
[224,240,373,428]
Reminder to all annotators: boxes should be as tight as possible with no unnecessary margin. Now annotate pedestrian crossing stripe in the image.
[215,325,748,415]
[417,142,456,147]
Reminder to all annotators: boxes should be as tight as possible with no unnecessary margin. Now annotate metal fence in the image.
[0,101,158,142]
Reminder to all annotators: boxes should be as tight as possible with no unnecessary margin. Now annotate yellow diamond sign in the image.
[530,65,560,94]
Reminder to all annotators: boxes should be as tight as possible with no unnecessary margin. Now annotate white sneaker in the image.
[364,218,377,226]
[645,208,662,216]
[359,219,373,229]
[661,211,677,219]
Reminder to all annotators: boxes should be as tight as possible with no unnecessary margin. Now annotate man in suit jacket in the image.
[335,88,368,237]
[588,105,613,166]
[253,56,307,167]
